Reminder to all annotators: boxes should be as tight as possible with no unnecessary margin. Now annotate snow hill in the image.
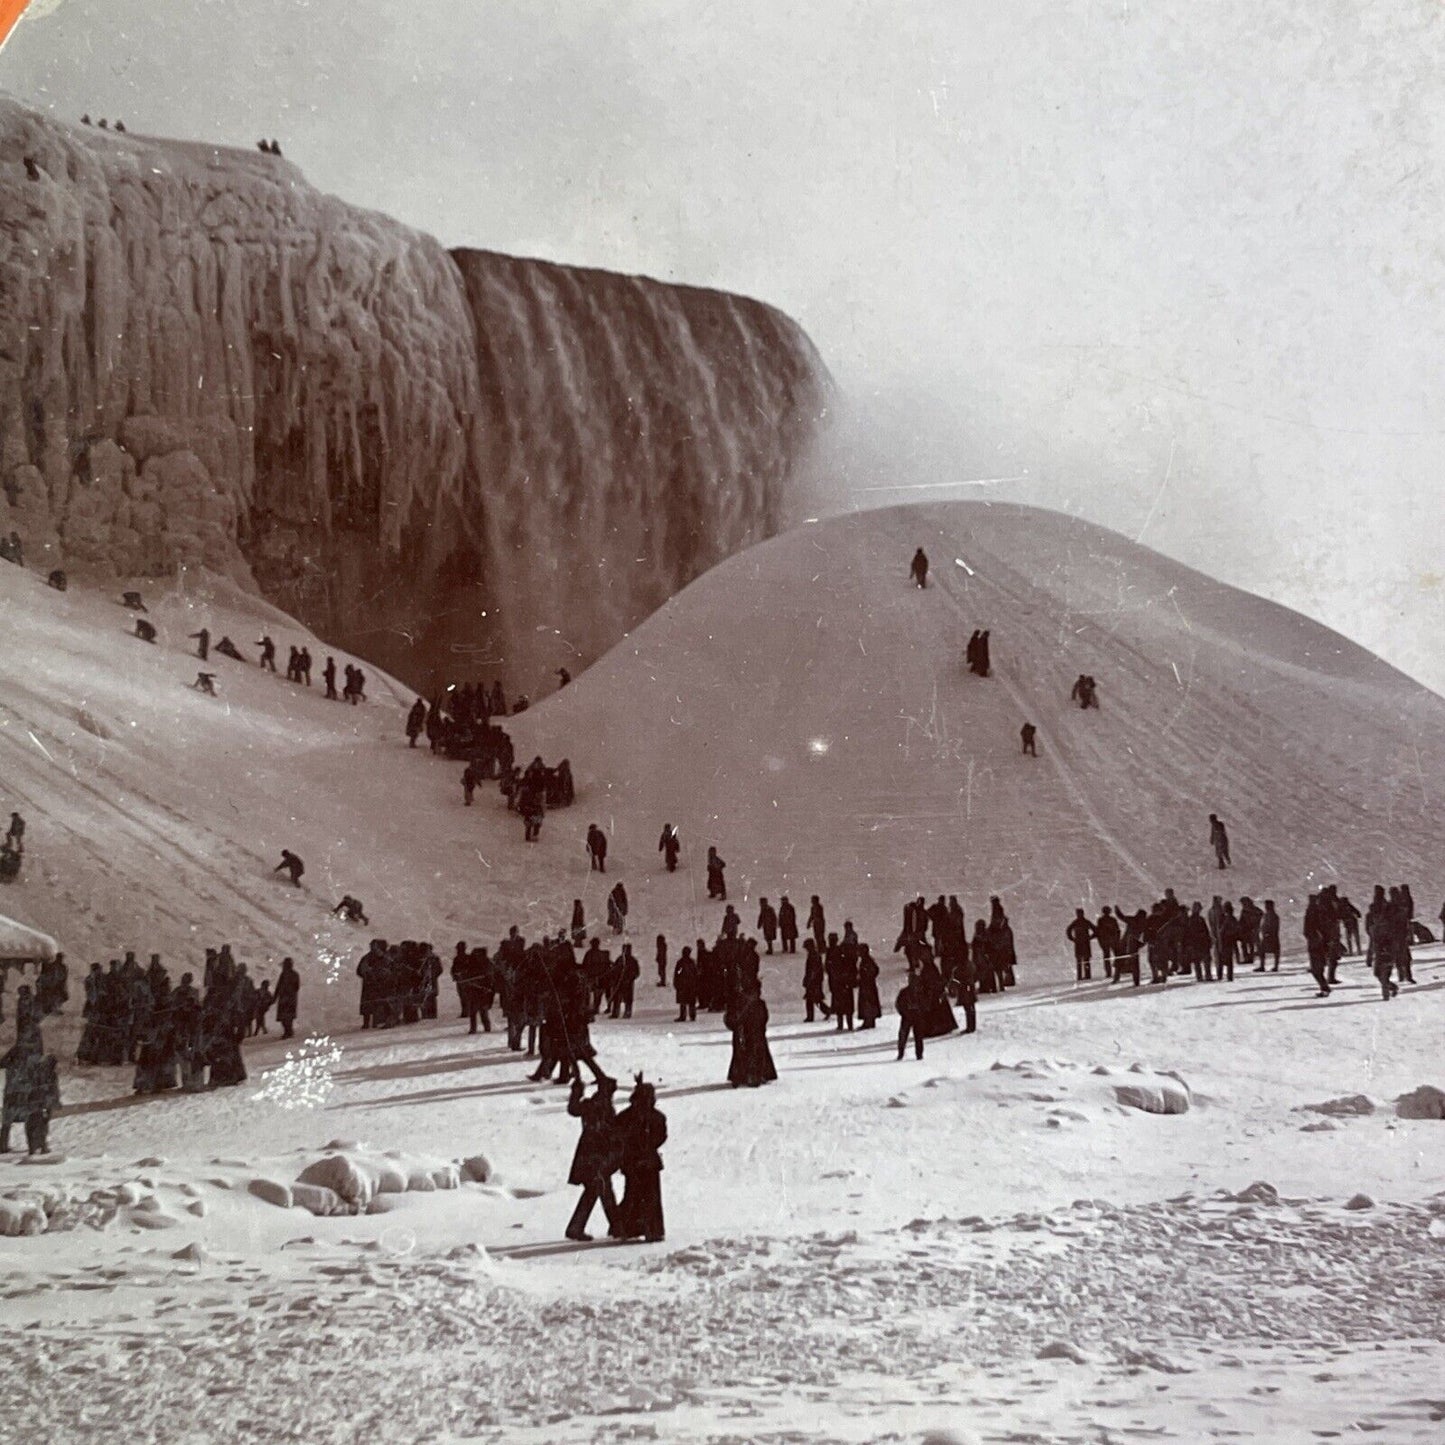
[3,500,1442,993]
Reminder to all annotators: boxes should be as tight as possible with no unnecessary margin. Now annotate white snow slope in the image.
[0,503,1442,1444]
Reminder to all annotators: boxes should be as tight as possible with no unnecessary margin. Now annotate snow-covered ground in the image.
[1,506,1442,1443]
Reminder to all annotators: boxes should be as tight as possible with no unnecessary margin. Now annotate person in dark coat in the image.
[214,636,245,661]
[257,635,277,671]
[273,849,304,886]
[607,882,628,935]
[570,900,586,948]
[654,934,668,987]
[586,824,608,872]
[189,627,210,660]
[856,944,882,1028]
[725,980,777,1088]
[910,548,929,587]
[802,938,828,1022]
[825,933,856,1031]
[673,947,697,1022]
[915,951,958,1037]
[274,958,300,1038]
[1020,722,1038,756]
[614,1077,667,1242]
[405,699,426,747]
[1094,907,1120,978]
[322,656,338,699]
[1066,908,1096,981]
[134,618,157,643]
[756,898,779,954]
[778,895,799,953]
[895,968,925,1060]
[807,896,826,949]
[705,846,726,900]
[609,945,639,1019]
[658,823,680,873]
[1209,813,1231,869]
[565,1073,621,1241]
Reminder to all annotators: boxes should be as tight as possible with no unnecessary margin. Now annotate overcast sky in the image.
[6,0,1443,691]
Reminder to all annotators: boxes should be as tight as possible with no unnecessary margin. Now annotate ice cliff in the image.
[0,97,829,686]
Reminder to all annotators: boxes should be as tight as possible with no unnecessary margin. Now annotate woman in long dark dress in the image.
[615,1078,667,1242]
[724,981,777,1088]
[855,944,882,1029]
[915,949,958,1039]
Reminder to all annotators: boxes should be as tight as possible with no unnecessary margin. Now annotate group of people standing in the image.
[1061,880,1428,1002]
[76,946,300,1093]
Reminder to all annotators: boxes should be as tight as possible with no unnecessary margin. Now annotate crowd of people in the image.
[1059,880,1428,1002]
[72,946,301,1092]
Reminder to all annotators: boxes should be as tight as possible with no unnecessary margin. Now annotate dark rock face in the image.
[0,98,831,689]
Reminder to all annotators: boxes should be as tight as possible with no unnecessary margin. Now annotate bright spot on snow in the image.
[252,1035,343,1110]
[809,737,830,756]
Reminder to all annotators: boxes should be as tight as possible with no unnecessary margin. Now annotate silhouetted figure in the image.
[1065,908,1095,980]
[856,945,882,1028]
[757,898,779,954]
[23,156,40,181]
[45,569,66,591]
[271,140,283,156]
[114,121,126,133]
[673,947,697,1021]
[133,618,156,643]
[654,933,668,987]
[1020,722,1037,756]
[192,672,217,696]
[98,119,109,129]
[706,846,727,900]
[607,882,629,935]
[556,668,571,688]
[273,958,299,1039]
[910,548,929,588]
[565,1072,621,1241]
[189,627,210,660]
[82,115,92,125]
[122,591,147,611]
[322,656,338,699]
[332,895,369,925]
[658,823,680,873]
[725,981,777,1088]
[614,1077,667,1242]
[896,968,925,1060]
[214,636,245,662]
[257,635,276,672]
[406,698,426,747]
[1209,813,1231,869]
[1258,900,1281,971]
[778,895,799,953]
[586,824,608,872]
[273,849,304,887]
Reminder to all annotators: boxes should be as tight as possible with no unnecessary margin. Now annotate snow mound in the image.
[292,1145,466,1212]
[1302,1095,1376,1117]
[1112,1066,1192,1115]
[1394,1085,1445,1120]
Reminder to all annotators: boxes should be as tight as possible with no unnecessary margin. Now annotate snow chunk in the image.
[0,1200,46,1237]
[1302,1094,1376,1117]
[1395,1085,1445,1120]
[1344,1193,1375,1211]
[248,1178,293,1210]
[1113,1072,1191,1115]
